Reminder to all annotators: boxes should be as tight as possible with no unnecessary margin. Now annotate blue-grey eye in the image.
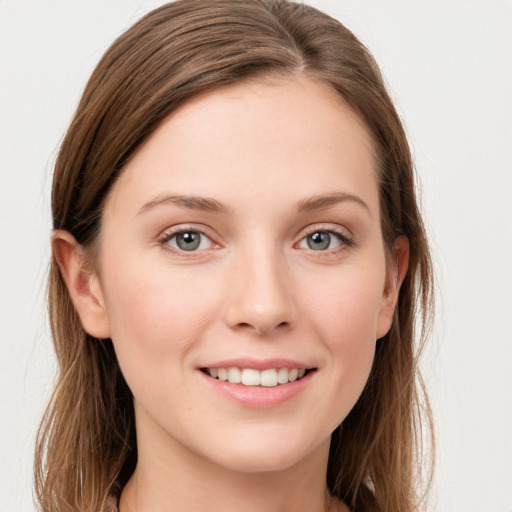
[307,232,330,250]
[298,231,343,251]
[168,231,211,251]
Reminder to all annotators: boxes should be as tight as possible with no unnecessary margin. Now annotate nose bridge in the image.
[224,239,295,335]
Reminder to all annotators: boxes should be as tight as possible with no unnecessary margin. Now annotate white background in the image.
[1,1,511,511]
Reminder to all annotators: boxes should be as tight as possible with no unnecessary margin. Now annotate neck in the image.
[119,413,345,512]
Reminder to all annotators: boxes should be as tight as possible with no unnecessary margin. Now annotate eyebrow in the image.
[137,191,370,217]
[137,194,231,216]
[295,192,371,216]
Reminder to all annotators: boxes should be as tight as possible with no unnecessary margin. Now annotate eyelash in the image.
[157,225,355,257]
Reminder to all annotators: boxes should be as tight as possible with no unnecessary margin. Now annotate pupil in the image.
[307,232,330,250]
[177,232,200,251]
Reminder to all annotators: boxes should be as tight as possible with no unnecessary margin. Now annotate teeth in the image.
[241,368,260,386]
[277,368,289,384]
[227,367,242,383]
[260,369,277,387]
[206,367,309,387]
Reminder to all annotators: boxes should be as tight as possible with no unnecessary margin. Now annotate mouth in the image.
[200,367,316,387]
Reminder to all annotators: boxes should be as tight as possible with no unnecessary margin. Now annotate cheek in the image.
[99,261,227,427]
[303,263,385,403]
[100,260,221,367]
[308,262,385,342]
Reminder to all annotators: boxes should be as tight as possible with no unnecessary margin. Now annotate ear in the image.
[376,236,410,339]
[51,230,111,339]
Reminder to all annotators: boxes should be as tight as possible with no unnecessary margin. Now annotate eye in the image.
[161,230,214,252]
[297,229,352,252]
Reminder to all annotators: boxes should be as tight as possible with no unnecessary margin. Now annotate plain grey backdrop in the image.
[1,1,511,511]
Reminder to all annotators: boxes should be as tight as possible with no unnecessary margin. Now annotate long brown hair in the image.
[35,1,435,511]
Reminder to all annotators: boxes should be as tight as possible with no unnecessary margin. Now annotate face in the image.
[87,76,400,473]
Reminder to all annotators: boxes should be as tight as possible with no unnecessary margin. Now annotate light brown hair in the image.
[35,1,434,511]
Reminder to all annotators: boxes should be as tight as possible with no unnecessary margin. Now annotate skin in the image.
[53,75,408,512]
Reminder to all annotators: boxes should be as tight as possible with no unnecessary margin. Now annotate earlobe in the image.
[376,236,410,339]
[51,230,111,339]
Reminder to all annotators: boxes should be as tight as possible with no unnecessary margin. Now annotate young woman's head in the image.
[36,1,434,511]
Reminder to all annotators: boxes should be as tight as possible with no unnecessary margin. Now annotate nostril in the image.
[236,321,289,330]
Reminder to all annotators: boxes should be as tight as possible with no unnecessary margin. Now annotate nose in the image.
[223,247,296,336]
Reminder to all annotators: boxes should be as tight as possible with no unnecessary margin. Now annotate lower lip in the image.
[198,370,314,408]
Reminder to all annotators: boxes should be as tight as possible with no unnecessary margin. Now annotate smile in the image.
[202,367,313,387]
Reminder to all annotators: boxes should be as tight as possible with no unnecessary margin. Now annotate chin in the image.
[211,450,307,474]
[196,425,329,474]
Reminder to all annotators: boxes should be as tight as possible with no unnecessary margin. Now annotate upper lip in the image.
[199,358,316,371]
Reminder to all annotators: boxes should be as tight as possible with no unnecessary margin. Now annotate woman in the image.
[35,1,434,511]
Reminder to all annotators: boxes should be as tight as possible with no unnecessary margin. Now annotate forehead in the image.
[105,75,378,218]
